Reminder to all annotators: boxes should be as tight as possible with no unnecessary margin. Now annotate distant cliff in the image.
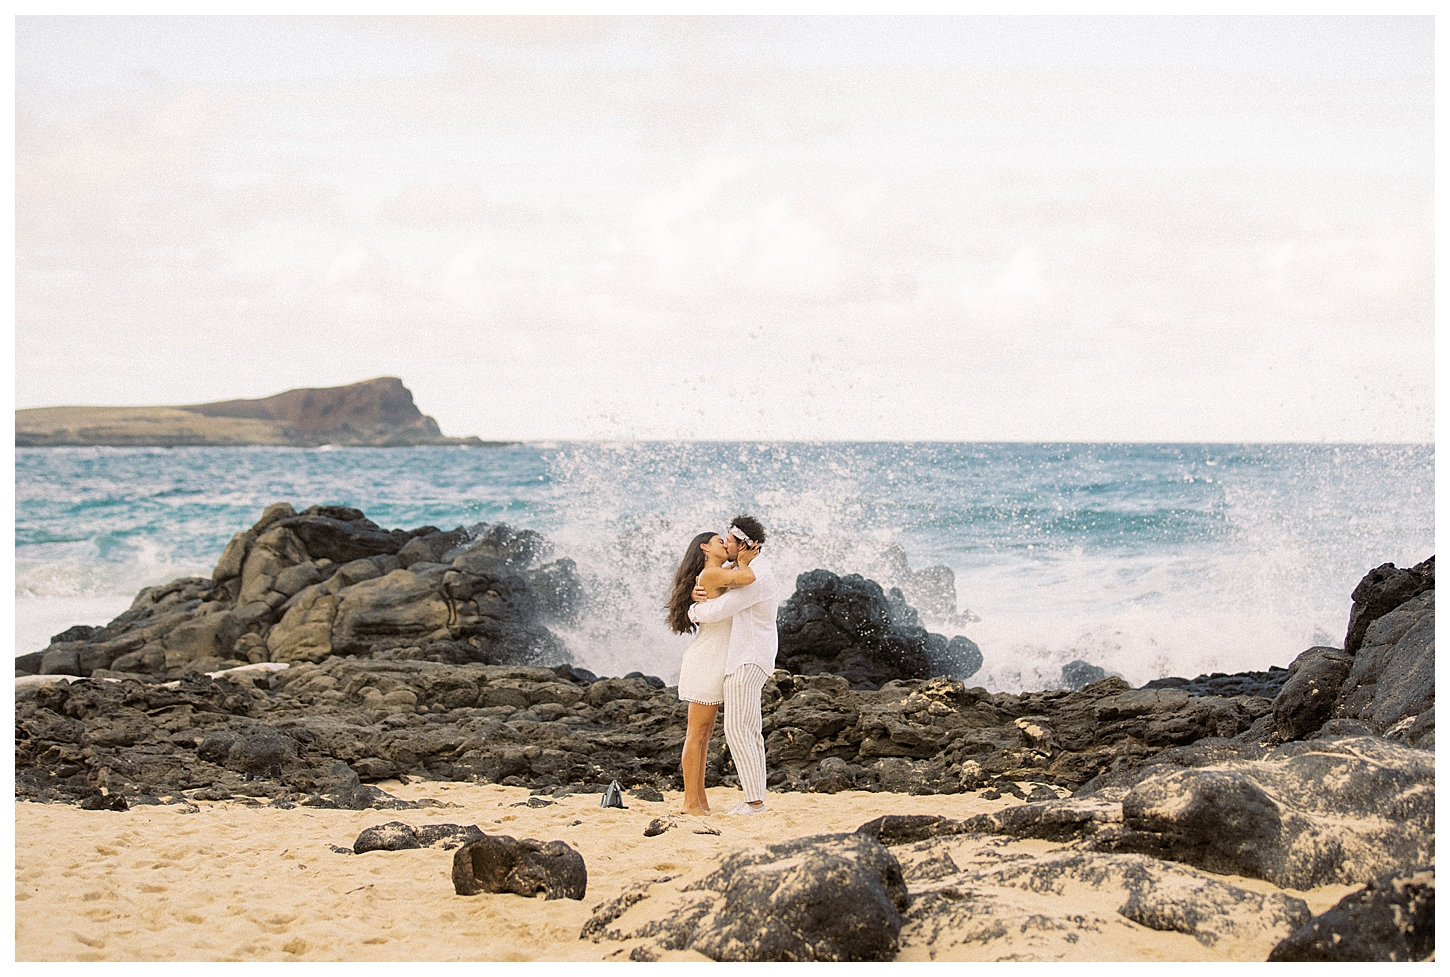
[15,377,509,448]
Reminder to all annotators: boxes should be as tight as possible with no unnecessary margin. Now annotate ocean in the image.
[13,442,1434,692]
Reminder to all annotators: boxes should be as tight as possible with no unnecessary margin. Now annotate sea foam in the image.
[14,442,1433,692]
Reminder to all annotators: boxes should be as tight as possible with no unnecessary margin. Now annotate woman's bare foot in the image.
[681,804,710,816]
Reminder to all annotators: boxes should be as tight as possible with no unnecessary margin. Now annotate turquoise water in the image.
[14,442,1434,691]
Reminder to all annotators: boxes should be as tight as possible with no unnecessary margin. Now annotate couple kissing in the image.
[665,515,778,817]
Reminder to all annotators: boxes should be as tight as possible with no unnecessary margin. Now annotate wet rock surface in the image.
[1141,668,1291,699]
[776,569,981,688]
[1270,646,1354,741]
[1343,556,1434,656]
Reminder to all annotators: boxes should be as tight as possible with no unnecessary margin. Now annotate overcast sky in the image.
[14,15,1434,441]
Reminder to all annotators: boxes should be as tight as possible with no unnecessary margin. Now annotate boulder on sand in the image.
[452,833,587,900]
[685,833,909,962]
[580,833,909,962]
[353,821,484,853]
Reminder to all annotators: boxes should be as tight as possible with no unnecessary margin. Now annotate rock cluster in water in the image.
[18,503,582,681]
[776,569,982,687]
[12,503,1436,962]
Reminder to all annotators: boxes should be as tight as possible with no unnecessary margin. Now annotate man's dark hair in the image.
[730,514,767,547]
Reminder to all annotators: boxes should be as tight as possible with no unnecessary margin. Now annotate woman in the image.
[666,531,756,815]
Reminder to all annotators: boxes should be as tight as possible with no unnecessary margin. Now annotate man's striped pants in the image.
[722,664,769,803]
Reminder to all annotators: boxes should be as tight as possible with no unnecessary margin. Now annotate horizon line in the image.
[14,438,1436,448]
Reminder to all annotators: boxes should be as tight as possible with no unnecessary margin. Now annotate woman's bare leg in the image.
[681,702,719,815]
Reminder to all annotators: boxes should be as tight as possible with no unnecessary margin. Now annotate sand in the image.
[14,782,1355,962]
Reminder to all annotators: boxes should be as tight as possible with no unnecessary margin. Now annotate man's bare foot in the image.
[681,804,709,815]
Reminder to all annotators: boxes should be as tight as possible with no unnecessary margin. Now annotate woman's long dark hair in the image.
[667,531,716,635]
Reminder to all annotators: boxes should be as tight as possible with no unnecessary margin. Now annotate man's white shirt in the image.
[687,554,779,676]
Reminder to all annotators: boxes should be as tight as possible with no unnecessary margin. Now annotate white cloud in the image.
[620,158,846,302]
[10,16,1434,442]
[325,240,371,282]
[992,247,1042,298]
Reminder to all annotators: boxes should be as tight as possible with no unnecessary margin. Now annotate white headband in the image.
[727,526,756,546]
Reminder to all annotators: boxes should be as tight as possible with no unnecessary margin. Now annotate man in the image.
[688,514,778,815]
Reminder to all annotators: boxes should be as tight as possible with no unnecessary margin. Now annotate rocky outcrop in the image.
[181,377,470,446]
[686,834,908,962]
[12,656,1285,812]
[858,736,1434,892]
[590,828,1316,961]
[581,833,909,961]
[894,843,1311,958]
[13,532,1437,963]
[1146,558,1435,752]
[1103,737,1433,889]
[452,833,588,900]
[1343,556,1434,656]
[17,505,581,681]
[15,377,505,448]
[1263,559,1435,750]
[1334,589,1434,744]
[1269,866,1434,962]
[854,732,1434,960]
[1269,646,1354,741]
[776,569,982,688]
[1142,667,1291,699]
[13,556,1435,827]
[12,542,1437,960]
[12,544,1437,887]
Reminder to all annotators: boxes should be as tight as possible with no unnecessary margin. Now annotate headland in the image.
[15,377,508,448]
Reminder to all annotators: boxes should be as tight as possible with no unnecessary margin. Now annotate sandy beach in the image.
[15,781,1358,962]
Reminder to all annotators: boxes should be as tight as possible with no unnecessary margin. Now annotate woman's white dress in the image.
[678,616,731,705]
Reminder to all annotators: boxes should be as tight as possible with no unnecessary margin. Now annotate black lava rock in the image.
[1062,660,1107,690]
[225,732,297,776]
[452,834,588,900]
[79,793,130,811]
[354,821,422,853]
[1269,866,1434,961]
[776,570,975,688]
[197,732,241,764]
[1141,668,1291,699]
[51,625,102,644]
[415,823,485,849]
[1344,557,1434,656]
[1271,647,1354,742]
[687,833,910,962]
